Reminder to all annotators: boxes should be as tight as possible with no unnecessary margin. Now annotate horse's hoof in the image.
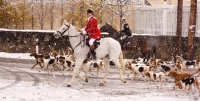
[99,83,104,86]
[67,85,71,87]
[85,78,88,83]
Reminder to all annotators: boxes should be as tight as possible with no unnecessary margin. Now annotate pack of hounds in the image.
[30,49,200,96]
[30,48,105,77]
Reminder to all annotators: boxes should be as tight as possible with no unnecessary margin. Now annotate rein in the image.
[70,33,87,53]
[56,24,88,53]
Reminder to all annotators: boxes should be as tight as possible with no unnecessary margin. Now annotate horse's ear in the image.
[68,47,73,55]
[64,20,67,24]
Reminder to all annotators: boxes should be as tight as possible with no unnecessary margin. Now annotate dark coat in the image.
[121,23,132,36]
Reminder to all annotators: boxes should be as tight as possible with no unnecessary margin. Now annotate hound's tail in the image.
[119,52,125,74]
[194,73,200,78]
[191,68,200,76]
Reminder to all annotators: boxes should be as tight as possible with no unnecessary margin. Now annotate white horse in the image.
[54,21,126,87]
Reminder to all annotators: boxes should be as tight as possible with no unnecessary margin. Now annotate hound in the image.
[147,58,164,67]
[144,71,166,89]
[176,56,198,70]
[58,56,75,75]
[125,62,154,81]
[174,74,200,96]
[50,51,59,57]
[81,59,105,77]
[172,62,183,72]
[39,58,56,73]
[168,69,200,83]
[30,52,50,69]
[156,64,171,74]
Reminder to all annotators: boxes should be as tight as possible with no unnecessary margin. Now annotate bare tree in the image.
[103,0,132,30]
[187,0,197,60]
[50,0,55,30]
[22,0,26,29]
[61,0,64,26]
[69,0,75,25]
[79,0,85,27]
[31,0,34,30]
[35,0,45,30]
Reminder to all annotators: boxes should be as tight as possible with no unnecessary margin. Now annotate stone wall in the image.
[0,31,200,60]
[0,31,70,54]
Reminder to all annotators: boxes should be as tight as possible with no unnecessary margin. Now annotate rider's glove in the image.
[81,28,87,35]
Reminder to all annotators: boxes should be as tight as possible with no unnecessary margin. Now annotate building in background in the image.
[1,0,199,33]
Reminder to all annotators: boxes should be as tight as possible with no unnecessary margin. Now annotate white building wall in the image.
[134,6,200,37]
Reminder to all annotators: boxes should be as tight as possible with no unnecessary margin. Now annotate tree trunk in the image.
[31,0,34,30]
[23,0,25,29]
[175,0,183,56]
[61,0,63,26]
[70,0,75,25]
[41,0,44,30]
[187,0,197,60]
[50,0,55,30]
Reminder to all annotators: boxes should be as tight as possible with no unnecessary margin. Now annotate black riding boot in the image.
[87,45,96,60]
[91,50,96,60]
[122,37,129,49]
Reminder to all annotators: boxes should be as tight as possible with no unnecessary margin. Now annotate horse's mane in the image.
[100,23,120,40]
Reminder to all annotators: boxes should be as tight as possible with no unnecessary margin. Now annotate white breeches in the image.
[89,38,95,46]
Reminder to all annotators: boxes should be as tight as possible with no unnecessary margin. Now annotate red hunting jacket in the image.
[85,17,101,39]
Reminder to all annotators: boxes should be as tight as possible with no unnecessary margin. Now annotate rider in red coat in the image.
[85,14,101,40]
[85,9,101,50]
[81,9,101,59]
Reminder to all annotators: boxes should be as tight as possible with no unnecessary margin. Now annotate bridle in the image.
[56,23,88,53]
[57,24,70,36]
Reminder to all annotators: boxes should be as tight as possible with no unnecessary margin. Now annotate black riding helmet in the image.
[87,9,94,14]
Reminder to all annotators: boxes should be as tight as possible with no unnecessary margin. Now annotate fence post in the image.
[162,1,167,35]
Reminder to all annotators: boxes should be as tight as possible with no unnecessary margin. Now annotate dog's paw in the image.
[99,83,104,86]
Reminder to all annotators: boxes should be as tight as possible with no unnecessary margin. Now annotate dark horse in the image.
[100,23,156,60]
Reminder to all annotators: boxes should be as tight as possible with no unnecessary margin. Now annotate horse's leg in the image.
[112,58,126,83]
[67,59,86,87]
[99,58,110,86]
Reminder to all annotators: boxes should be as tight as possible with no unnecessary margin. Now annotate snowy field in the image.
[0,52,200,101]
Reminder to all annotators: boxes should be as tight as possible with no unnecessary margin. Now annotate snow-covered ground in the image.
[0,52,34,59]
[0,52,200,101]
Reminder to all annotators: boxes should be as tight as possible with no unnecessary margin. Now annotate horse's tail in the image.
[119,52,125,74]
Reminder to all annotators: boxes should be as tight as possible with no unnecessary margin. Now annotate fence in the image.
[134,5,200,37]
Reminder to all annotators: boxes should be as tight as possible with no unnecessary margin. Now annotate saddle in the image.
[86,38,101,49]
[86,38,101,60]
[121,36,131,50]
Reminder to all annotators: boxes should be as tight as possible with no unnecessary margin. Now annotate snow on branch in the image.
[104,0,144,6]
